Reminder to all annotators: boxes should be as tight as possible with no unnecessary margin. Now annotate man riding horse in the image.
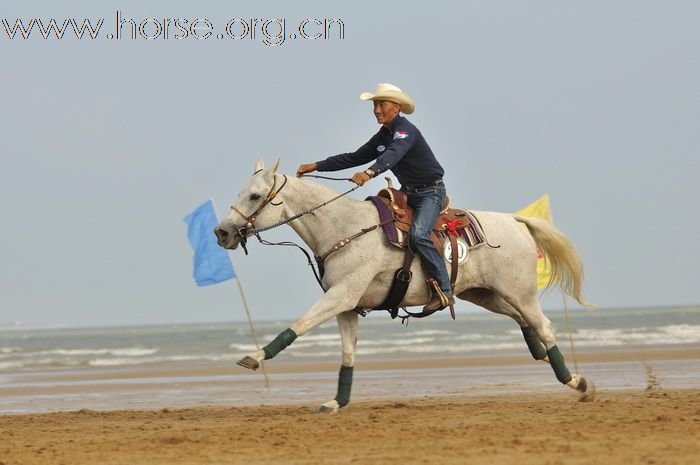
[296,83,454,313]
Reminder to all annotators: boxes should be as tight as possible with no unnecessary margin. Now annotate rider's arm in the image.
[316,132,380,172]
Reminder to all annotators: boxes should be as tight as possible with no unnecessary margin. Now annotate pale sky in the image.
[1,1,698,327]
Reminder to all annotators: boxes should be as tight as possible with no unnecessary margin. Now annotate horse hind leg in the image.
[457,288,547,361]
[499,291,594,398]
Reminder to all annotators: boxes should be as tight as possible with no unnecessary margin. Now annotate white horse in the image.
[216,159,594,412]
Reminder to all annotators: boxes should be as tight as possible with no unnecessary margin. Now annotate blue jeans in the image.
[404,184,452,295]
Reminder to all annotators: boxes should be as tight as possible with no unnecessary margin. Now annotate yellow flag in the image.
[516,194,553,289]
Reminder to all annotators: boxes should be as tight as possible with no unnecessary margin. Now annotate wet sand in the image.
[1,347,699,414]
[1,348,699,464]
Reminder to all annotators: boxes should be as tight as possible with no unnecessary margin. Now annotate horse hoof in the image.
[237,356,260,371]
[317,405,339,414]
[578,379,596,402]
[316,400,340,414]
[576,376,588,393]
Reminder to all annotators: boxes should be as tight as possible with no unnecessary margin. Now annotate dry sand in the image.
[1,389,699,465]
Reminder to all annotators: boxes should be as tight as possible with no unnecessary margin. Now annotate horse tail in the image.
[513,215,593,307]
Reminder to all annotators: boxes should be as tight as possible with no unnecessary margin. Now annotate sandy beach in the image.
[1,347,700,465]
[1,389,699,465]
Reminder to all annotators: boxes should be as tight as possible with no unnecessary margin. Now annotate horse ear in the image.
[254,158,264,173]
[271,158,281,173]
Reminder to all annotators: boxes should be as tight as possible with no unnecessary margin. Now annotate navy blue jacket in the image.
[315,115,444,188]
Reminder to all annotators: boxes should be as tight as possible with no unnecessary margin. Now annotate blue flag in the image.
[183,199,236,286]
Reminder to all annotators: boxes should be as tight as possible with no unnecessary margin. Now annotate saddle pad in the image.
[368,196,399,244]
[366,196,486,251]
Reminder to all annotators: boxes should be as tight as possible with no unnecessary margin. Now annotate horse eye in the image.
[250,193,261,201]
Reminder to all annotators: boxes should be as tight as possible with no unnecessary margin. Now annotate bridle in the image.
[230,169,286,224]
[229,169,288,255]
[229,171,360,258]
[227,171,366,289]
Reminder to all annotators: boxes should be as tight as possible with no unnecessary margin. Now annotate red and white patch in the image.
[393,131,409,139]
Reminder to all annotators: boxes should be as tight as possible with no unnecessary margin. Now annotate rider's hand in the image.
[296,163,318,177]
[351,171,371,186]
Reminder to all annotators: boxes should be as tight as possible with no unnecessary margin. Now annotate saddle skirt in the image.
[366,186,485,257]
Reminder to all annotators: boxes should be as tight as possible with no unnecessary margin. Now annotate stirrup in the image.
[427,279,450,308]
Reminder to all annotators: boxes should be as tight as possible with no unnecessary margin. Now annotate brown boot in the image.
[423,291,455,312]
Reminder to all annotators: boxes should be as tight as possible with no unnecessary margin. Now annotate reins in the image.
[255,237,326,289]
[232,173,366,290]
[300,174,354,182]
[246,183,361,235]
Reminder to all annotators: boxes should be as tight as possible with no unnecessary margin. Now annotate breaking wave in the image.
[2,309,699,371]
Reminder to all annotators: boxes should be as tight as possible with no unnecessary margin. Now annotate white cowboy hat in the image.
[359,83,415,114]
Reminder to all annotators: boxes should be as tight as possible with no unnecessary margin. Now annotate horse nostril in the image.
[216,228,228,239]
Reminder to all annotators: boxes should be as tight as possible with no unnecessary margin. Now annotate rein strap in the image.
[316,219,393,264]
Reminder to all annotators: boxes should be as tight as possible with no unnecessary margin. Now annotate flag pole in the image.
[207,198,270,388]
[547,195,579,374]
[233,276,270,388]
[561,293,579,373]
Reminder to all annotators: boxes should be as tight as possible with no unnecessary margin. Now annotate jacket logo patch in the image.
[394,131,409,140]
[377,145,386,152]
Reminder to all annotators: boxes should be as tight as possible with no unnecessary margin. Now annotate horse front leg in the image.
[236,282,362,370]
[318,310,358,414]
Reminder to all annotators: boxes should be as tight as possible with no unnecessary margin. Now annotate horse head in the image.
[215,158,285,253]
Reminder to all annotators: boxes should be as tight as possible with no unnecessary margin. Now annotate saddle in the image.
[375,185,469,252]
[363,179,485,320]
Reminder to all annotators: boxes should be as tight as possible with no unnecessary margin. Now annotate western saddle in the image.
[365,179,473,320]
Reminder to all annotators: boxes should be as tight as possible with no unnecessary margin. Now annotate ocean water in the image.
[0,306,699,373]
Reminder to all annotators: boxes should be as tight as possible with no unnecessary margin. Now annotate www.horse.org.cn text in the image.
[1,11,345,46]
